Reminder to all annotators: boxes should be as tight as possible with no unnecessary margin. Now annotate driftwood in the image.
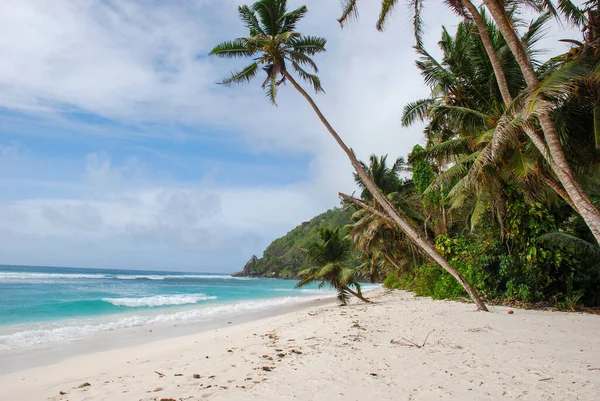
[390,330,435,348]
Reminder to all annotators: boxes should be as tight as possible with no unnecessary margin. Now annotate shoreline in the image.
[1,289,599,400]
[0,294,338,375]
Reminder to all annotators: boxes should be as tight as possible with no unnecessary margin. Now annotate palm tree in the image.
[353,155,406,201]
[210,0,488,310]
[479,0,600,243]
[296,228,369,305]
[346,154,425,282]
[338,0,600,245]
[402,17,563,234]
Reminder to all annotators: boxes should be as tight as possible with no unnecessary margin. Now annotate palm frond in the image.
[209,40,256,58]
[377,0,400,32]
[407,0,424,48]
[221,62,260,85]
[338,0,359,27]
[289,36,327,55]
[286,51,319,72]
[538,232,600,257]
[402,98,434,126]
[282,5,307,32]
[238,5,265,36]
[557,0,587,26]
[290,61,324,93]
[252,0,279,36]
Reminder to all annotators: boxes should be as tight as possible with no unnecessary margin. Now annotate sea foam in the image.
[102,294,217,307]
[0,296,321,350]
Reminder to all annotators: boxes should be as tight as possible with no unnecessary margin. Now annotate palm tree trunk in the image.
[464,0,513,105]
[481,0,600,244]
[345,286,372,303]
[282,70,489,311]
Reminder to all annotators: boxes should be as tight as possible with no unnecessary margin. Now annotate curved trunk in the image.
[345,286,372,303]
[481,0,600,244]
[282,70,489,311]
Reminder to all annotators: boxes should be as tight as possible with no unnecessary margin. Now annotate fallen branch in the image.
[154,370,165,378]
[391,329,435,348]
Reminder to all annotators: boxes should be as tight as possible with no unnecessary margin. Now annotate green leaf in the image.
[209,39,256,59]
[221,63,260,85]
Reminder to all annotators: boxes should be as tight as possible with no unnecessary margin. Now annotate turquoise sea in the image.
[0,265,349,350]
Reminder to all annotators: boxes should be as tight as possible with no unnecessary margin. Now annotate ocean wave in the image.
[103,294,217,307]
[0,272,251,282]
[114,274,250,280]
[0,272,107,281]
[0,296,322,350]
[114,275,165,280]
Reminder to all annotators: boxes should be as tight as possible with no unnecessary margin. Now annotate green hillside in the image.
[246,208,354,278]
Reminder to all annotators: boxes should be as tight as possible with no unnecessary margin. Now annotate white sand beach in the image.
[1,289,599,400]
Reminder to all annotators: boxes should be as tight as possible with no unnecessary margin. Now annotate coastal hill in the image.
[232,208,353,278]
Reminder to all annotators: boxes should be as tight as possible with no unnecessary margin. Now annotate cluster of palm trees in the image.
[210,0,599,310]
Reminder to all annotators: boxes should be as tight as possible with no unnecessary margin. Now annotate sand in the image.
[1,289,599,400]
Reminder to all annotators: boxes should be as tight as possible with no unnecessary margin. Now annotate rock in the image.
[231,255,259,277]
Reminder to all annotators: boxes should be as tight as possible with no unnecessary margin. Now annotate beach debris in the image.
[193,374,202,379]
[174,373,183,377]
[160,398,177,401]
[227,349,233,353]
[588,367,600,371]
[508,310,514,314]
[264,332,279,341]
[369,373,378,376]
[277,353,286,358]
[77,382,91,388]
[261,366,274,371]
[262,354,273,360]
[59,391,67,395]
[208,375,216,379]
[290,349,303,355]
[153,387,164,392]
[154,370,165,378]
[538,378,553,381]
[206,356,210,359]
[391,330,435,348]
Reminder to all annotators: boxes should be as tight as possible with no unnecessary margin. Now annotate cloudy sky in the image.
[0,1,576,272]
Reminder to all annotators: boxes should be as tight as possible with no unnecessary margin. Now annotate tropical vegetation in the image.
[215,0,600,310]
[296,228,369,305]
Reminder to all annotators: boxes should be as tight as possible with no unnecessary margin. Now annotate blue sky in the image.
[0,0,576,272]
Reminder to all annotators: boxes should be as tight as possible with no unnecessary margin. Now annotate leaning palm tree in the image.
[210,0,488,311]
[297,228,369,305]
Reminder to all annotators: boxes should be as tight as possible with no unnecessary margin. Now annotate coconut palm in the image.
[338,0,600,245]
[479,0,600,242]
[210,0,488,310]
[402,17,564,233]
[347,154,425,282]
[296,228,369,305]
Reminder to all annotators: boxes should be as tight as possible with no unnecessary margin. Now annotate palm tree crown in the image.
[209,0,326,103]
[296,228,368,305]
